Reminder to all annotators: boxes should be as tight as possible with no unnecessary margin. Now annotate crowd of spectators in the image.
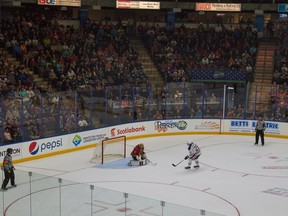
[0,7,286,144]
[0,12,257,143]
[270,25,288,121]
[0,8,149,143]
[273,49,288,85]
[139,23,258,83]
[267,34,288,121]
[137,23,255,119]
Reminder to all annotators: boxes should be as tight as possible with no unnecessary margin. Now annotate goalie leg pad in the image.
[128,159,148,166]
[141,153,147,160]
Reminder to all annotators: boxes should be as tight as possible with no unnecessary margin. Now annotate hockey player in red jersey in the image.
[184,140,201,169]
[131,143,146,161]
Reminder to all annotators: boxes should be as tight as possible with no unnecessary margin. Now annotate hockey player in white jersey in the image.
[184,140,201,169]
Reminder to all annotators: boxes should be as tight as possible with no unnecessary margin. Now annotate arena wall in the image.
[0,119,287,164]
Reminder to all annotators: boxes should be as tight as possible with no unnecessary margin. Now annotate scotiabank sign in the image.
[195,3,241,11]
[110,126,146,136]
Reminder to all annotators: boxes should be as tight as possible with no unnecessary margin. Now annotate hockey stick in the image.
[147,159,157,166]
[172,159,185,167]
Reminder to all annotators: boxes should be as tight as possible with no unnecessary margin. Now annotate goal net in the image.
[90,136,126,164]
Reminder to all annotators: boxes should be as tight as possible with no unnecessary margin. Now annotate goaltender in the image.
[131,143,146,161]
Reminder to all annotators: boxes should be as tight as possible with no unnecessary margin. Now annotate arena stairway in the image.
[130,38,164,95]
[248,43,275,114]
[3,49,49,90]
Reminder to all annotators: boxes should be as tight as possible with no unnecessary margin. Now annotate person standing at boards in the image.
[254,116,266,146]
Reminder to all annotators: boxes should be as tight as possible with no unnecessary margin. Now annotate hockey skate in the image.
[185,166,191,169]
[194,165,199,168]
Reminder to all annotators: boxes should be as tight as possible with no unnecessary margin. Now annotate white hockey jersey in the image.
[188,143,201,160]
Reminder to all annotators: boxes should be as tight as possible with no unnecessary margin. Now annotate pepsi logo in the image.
[29,142,39,155]
[28,138,63,155]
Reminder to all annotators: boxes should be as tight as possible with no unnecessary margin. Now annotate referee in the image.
[1,148,17,190]
[254,116,266,146]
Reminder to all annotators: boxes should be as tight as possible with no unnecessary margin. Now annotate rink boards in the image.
[0,119,287,164]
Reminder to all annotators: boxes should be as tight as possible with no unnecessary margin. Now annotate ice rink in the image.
[4,134,288,216]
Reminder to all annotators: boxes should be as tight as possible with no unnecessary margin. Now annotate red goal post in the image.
[90,136,127,164]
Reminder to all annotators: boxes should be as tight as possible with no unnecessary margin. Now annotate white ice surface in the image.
[5,134,288,216]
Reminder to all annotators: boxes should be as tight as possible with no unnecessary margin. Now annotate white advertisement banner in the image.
[139,1,160,9]
[109,123,148,137]
[195,3,241,12]
[116,0,160,10]
[22,136,68,158]
[69,129,108,148]
[192,119,221,132]
[0,144,22,161]
[107,119,221,137]
[3,119,287,163]
[153,120,188,133]
[153,119,221,133]
[222,120,286,135]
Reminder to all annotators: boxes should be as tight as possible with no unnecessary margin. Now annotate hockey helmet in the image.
[7,148,13,154]
[139,143,144,149]
[187,140,193,150]
[187,140,193,145]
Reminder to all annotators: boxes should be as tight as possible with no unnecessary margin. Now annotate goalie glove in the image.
[184,155,189,160]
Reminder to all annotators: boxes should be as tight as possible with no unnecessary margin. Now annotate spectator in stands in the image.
[78,116,89,129]
[174,90,183,102]
[249,45,257,57]
[169,107,179,118]
[246,63,253,81]
[267,20,274,39]
[273,70,281,84]
[188,108,196,118]
[226,108,236,118]
[234,56,242,69]
[215,24,223,33]
[281,63,288,73]
[274,49,282,66]
[5,119,20,142]
[4,128,13,143]
[214,110,222,118]
[51,93,59,106]
[235,105,244,118]
[28,123,40,139]
[228,56,235,69]
[205,107,212,118]
[209,93,217,102]
[161,109,166,119]
[153,110,163,119]
[26,86,35,100]
[19,86,30,102]
[201,56,209,66]
[195,109,202,118]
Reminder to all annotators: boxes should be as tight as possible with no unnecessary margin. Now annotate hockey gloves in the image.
[184,155,189,160]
